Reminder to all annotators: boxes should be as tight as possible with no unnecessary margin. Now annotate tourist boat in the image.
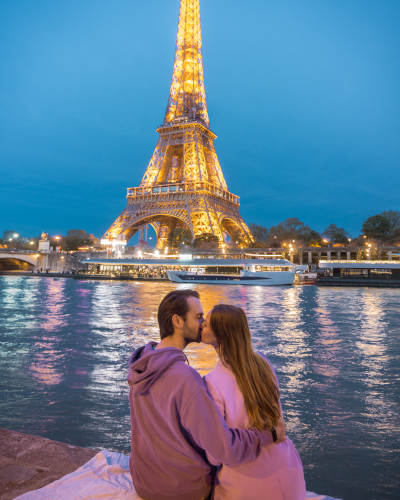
[166,259,296,286]
[80,256,296,285]
[317,259,400,287]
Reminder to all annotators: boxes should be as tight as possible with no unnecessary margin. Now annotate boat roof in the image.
[319,260,400,269]
[82,257,294,267]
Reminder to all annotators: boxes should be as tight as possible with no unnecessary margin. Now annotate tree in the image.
[362,215,391,240]
[228,229,245,247]
[62,230,96,251]
[248,224,268,247]
[390,226,400,244]
[193,233,219,249]
[381,210,400,231]
[169,228,192,249]
[322,224,351,244]
[269,218,320,243]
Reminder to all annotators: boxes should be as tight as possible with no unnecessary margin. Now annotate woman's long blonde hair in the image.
[210,304,281,431]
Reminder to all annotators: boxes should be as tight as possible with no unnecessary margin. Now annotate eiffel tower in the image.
[102,0,253,250]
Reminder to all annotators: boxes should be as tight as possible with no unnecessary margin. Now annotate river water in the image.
[0,276,399,500]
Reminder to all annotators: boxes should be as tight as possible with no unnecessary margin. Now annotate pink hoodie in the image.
[127,342,273,500]
[204,357,306,500]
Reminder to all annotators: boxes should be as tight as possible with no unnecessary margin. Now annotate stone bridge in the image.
[0,252,39,270]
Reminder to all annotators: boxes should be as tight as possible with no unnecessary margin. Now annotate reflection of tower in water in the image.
[30,279,68,386]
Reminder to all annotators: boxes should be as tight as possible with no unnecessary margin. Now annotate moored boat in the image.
[167,259,295,286]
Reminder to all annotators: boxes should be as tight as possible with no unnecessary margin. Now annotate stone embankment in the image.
[0,428,97,500]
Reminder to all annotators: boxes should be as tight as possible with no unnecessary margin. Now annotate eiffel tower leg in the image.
[156,225,169,250]
[156,218,178,251]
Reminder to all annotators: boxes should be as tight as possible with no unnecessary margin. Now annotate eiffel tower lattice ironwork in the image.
[103,0,254,250]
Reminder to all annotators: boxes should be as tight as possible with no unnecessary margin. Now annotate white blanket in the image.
[16,450,341,500]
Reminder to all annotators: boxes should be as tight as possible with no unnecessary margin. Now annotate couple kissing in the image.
[127,289,305,500]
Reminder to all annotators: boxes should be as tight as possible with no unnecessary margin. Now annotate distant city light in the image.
[14,234,19,238]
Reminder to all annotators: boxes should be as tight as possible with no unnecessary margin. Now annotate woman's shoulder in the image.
[204,360,236,386]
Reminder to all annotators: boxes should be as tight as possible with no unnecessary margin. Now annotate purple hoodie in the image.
[127,342,272,500]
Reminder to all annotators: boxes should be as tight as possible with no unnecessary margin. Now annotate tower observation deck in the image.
[102,0,254,250]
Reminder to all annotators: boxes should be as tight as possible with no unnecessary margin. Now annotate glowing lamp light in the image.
[14,234,19,238]
[155,250,160,257]
[29,241,34,245]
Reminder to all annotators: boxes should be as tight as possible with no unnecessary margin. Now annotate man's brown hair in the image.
[158,290,200,339]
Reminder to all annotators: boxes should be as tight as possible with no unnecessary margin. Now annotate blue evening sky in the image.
[1,0,399,242]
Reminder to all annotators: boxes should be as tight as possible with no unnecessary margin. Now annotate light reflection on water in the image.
[0,277,399,500]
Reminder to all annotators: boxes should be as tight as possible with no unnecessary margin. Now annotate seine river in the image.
[0,276,399,500]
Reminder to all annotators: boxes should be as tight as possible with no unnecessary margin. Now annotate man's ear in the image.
[171,314,183,330]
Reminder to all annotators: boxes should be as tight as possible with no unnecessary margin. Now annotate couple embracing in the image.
[127,290,305,500]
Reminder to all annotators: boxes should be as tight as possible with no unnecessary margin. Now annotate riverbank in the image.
[0,428,97,500]
[0,271,168,281]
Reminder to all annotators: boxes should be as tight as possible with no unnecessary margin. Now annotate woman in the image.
[202,304,306,500]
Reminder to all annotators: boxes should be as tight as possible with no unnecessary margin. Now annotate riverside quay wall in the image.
[1,246,399,272]
[0,252,85,272]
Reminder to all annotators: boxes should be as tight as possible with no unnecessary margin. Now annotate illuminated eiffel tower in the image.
[103,0,253,250]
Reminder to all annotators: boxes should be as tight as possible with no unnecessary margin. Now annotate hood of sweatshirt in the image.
[127,342,188,395]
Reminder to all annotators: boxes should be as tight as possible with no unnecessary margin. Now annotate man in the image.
[127,290,286,500]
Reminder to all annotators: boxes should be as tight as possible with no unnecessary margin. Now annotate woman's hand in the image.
[273,417,286,443]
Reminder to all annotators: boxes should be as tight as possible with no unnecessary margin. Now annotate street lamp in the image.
[14,234,19,238]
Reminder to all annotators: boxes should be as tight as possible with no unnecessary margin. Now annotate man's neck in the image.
[155,334,186,351]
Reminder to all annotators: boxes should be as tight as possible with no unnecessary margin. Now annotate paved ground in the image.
[0,428,97,500]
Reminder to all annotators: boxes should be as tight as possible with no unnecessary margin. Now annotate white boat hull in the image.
[166,271,295,286]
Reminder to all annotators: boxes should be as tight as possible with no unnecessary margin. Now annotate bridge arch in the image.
[0,254,38,271]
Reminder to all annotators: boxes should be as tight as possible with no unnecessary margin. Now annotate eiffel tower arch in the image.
[103,0,254,250]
